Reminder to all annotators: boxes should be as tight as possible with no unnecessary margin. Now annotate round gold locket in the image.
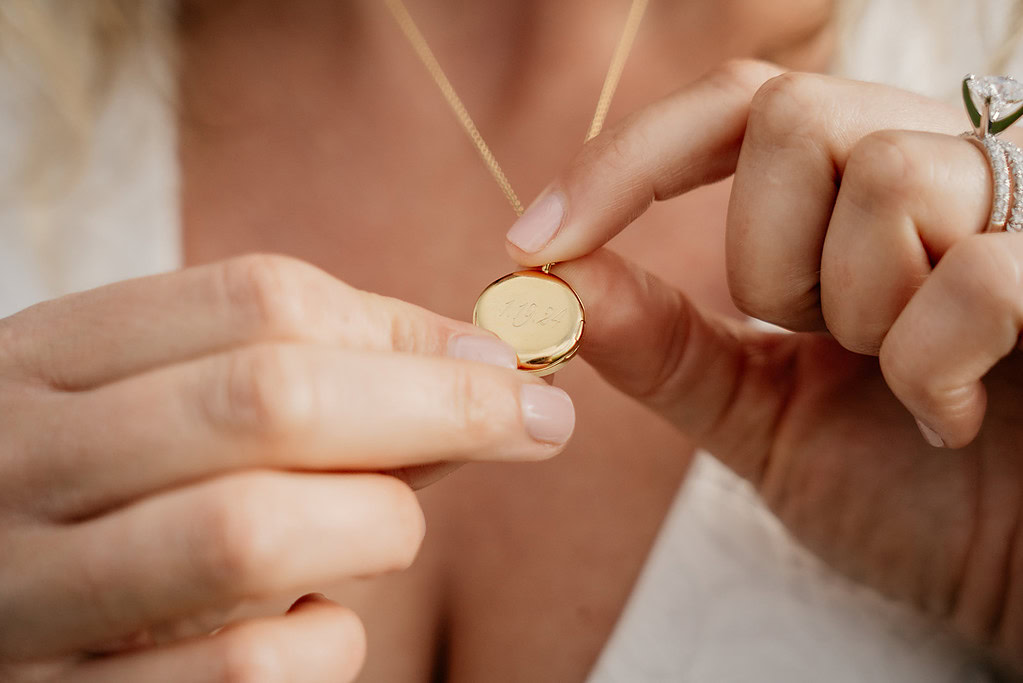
[473,270,584,376]
[385,0,644,376]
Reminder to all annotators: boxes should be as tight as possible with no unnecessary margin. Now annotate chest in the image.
[175,6,826,679]
[179,78,729,683]
[178,59,735,320]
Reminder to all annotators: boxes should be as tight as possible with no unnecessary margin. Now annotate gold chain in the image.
[383,0,649,218]
[585,0,649,142]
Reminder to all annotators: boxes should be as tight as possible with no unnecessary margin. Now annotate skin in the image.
[178,1,834,680]
[3,0,1022,681]
[0,255,569,682]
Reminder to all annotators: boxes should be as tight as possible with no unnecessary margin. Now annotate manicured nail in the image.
[447,335,518,369]
[915,419,945,448]
[506,191,566,253]
[288,593,329,612]
[520,384,575,444]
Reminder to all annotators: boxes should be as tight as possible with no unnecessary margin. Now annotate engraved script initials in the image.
[500,299,568,328]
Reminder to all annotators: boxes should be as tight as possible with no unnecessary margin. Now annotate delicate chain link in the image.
[383,0,525,214]
[586,0,649,142]
[383,0,648,217]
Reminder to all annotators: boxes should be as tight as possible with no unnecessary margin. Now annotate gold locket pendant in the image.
[473,268,584,376]
[384,0,647,375]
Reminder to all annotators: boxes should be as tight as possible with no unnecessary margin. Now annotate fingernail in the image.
[506,191,566,253]
[447,335,518,369]
[520,384,575,444]
[289,593,329,612]
[915,419,946,448]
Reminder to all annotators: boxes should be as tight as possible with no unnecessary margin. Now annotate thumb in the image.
[556,248,808,482]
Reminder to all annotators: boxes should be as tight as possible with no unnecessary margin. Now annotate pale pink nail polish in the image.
[520,384,575,444]
[915,419,946,448]
[447,335,518,369]
[506,192,566,253]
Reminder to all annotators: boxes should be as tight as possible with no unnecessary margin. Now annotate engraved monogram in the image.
[499,299,568,328]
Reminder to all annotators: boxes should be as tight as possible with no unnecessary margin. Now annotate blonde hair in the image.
[0,0,172,200]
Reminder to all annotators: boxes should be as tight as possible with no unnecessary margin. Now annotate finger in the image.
[553,248,820,483]
[95,591,334,651]
[727,73,965,330]
[20,345,571,519]
[2,253,501,390]
[70,595,365,683]
[387,462,465,490]
[880,233,1023,448]
[502,59,784,263]
[7,472,410,659]
[821,130,995,354]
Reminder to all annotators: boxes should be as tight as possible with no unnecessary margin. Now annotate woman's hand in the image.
[0,254,574,682]
[506,61,1023,671]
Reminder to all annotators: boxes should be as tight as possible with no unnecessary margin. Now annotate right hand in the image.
[0,254,575,683]
[505,61,1023,672]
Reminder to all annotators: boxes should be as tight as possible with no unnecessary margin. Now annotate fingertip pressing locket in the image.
[386,0,647,374]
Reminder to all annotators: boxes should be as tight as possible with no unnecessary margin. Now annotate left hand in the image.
[503,61,1023,672]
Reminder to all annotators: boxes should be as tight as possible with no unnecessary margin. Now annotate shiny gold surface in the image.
[473,271,584,376]
[386,0,640,377]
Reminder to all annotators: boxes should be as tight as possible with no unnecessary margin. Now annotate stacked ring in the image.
[963,74,1023,233]
[964,134,1011,232]
[1000,139,1023,232]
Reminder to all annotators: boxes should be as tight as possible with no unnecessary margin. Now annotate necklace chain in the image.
[383,0,649,218]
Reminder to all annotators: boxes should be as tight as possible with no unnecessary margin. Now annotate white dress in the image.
[0,1,1012,680]
[589,2,1013,679]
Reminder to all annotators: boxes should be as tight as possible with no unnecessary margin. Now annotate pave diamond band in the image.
[965,133,1023,233]
[1001,139,1023,233]
[965,134,1012,231]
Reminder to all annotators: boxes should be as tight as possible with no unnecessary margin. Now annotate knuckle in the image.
[193,474,283,595]
[827,315,882,357]
[878,331,918,400]
[369,475,426,570]
[575,123,642,179]
[879,327,978,420]
[217,254,327,339]
[445,366,502,446]
[942,236,1022,313]
[748,72,826,144]
[883,351,979,422]
[821,286,889,357]
[380,298,437,353]
[604,126,640,172]
[216,609,366,683]
[844,132,920,206]
[212,346,316,438]
[217,630,283,683]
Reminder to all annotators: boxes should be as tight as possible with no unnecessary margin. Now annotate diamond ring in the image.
[962,75,1023,233]
[963,134,1011,231]
[963,74,1023,138]
[1002,139,1023,232]
[963,133,1023,233]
